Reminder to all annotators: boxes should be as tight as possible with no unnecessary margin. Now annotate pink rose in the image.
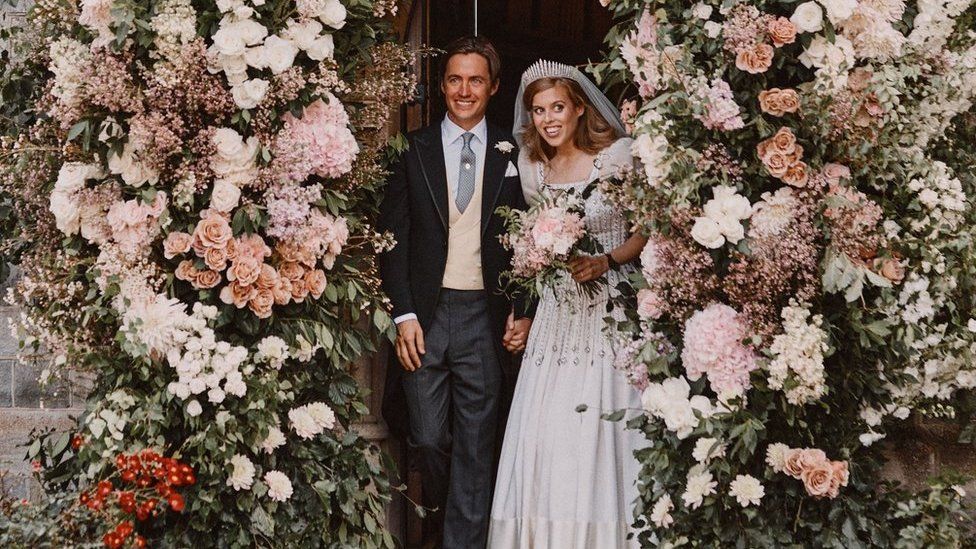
[193,269,222,289]
[783,161,810,187]
[305,269,328,299]
[801,461,835,498]
[227,257,262,286]
[767,17,797,47]
[735,43,774,74]
[248,289,275,318]
[194,215,233,250]
[220,281,257,308]
[204,246,229,271]
[823,163,851,184]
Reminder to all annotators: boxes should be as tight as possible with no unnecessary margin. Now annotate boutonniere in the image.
[495,141,514,154]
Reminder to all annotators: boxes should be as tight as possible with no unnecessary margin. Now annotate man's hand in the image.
[395,319,426,371]
[568,255,609,283]
[502,312,532,353]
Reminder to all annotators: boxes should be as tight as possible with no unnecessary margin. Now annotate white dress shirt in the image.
[394,116,488,325]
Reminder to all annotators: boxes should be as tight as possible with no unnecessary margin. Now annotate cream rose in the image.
[790,2,824,33]
[163,232,193,259]
[319,0,347,28]
[691,217,725,249]
[210,180,241,213]
[801,462,834,497]
[231,79,269,110]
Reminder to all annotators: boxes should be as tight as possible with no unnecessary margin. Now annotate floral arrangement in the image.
[594,0,976,545]
[498,186,601,298]
[0,0,416,545]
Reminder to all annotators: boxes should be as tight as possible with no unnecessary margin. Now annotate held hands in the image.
[568,254,610,283]
[503,312,532,353]
[395,319,425,371]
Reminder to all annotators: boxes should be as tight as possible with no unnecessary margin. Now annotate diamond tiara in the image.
[520,59,578,87]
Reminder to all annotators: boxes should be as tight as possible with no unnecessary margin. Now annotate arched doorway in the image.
[387,3,615,547]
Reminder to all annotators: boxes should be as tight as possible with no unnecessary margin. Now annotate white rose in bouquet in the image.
[108,142,159,187]
[49,192,81,235]
[307,35,335,61]
[257,35,299,74]
[691,216,725,248]
[790,1,824,33]
[819,0,857,24]
[282,18,323,50]
[319,0,347,29]
[210,180,241,212]
[231,78,269,109]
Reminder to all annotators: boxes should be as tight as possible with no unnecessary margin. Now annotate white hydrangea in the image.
[681,467,717,509]
[728,474,765,507]
[48,37,92,113]
[150,0,197,61]
[767,303,829,405]
[264,470,293,502]
[227,454,255,491]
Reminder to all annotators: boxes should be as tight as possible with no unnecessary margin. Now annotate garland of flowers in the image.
[0,0,414,545]
[592,0,976,545]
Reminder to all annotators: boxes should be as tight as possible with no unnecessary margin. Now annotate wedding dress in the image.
[488,138,646,549]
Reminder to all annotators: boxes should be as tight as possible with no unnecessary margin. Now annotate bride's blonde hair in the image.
[520,77,618,163]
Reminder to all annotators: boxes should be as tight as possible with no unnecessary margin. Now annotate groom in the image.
[379,36,533,548]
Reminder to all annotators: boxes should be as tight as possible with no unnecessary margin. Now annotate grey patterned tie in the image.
[456,132,476,213]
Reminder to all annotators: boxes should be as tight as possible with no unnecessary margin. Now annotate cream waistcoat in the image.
[442,173,484,290]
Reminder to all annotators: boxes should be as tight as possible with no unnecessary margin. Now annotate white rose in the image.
[860,407,883,427]
[824,35,855,69]
[264,470,293,502]
[819,0,857,24]
[306,34,335,61]
[319,0,347,28]
[207,387,226,404]
[704,21,722,38]
[790,1,824,33]
[691,216,725,249]
[692,437,726,463]
[967,318,976,332]
[282,18,323,50]
[235,19,269,45]
[799,35,828,67]
[226,454,255,491]
[186,399,203,417]
[859,431,886,446]
[243,45,267,69]
[261,35,299,74]
[717,216,745,244]
[232,5,254,19]
[692,3,712,19]
[231,78,269,109]
[215,0,243,13]
[892,406,911,419]
[305,402,337,430]
[212,26,247,56]
[55,162,103,193]
[49,191,80,235]
[210,180,242,212]
[108,142,159,187]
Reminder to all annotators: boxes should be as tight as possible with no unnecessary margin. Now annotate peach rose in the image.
[735,43,774,74]
[276,242,303,264]
[290,277,309,303]
[823,163,851,184]
[175,259,199,282]
[194,215,233,250]
[758,88,801,117]
[770,127,797,154]
[279,261,305,282]
[763,152,792,178]
[227,257,261,286]
[163,232,193,259]
[273,276,293,305]
[219,280,257,308]
[193,269,222,289]
[204,246,229,271]
[305,269,328,299]
[783,161,810,187]
[783,447,826,479]
[801,461,835,498]
[879,258,904,283]
[787,144,804,164]
[767,17,797,47]
[255,263,278,290]
[248,289,275,319]
[235,233,272,262]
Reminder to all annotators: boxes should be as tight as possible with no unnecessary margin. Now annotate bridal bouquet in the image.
[498,187,601,298]
[593,0,976,546]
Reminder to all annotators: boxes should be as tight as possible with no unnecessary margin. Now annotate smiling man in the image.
[378,36,535,549]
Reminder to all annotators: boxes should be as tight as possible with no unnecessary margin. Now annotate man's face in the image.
[441,53,498,130]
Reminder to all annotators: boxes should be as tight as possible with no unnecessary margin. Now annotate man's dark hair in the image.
[439,36,502,84]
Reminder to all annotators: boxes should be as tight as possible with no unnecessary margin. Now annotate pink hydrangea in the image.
[694,78,745,131]
[272,96,359,182]
[681,302,759,397]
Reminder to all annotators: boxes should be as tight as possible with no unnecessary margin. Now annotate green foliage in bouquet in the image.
[590,0,976,546]
[0,0,415,545]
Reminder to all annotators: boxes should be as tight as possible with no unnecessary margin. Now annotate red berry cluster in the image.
[79,450,195,548]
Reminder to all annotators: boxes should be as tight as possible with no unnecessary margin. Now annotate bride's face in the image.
[531,85,584,150]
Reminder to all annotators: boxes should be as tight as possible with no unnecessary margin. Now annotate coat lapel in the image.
[481,124,508,237]
[414,125,449,231]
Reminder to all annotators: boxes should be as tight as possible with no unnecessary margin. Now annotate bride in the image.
[488,60,649,548]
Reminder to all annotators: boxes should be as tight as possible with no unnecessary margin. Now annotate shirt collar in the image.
[442,115,488,146]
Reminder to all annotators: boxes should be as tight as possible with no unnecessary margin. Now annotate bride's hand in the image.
[568,255,609,283]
